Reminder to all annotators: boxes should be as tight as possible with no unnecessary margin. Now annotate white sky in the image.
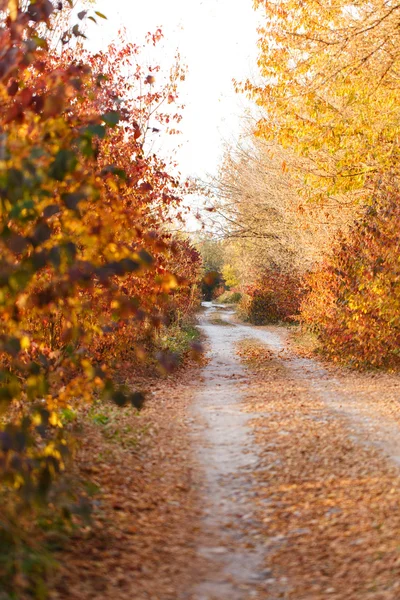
[82,0,260,179]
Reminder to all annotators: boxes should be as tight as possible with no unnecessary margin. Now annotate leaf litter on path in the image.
[49,307,400,600]
[50,369,208,600]
[237,337,400,600]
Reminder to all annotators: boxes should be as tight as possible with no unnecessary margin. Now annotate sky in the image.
[81,0,261,180]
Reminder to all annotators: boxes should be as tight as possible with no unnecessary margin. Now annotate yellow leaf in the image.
[32,413,42,426]
[49,412,62,428]
[162,274,179,291]
[8,0,18,20]
[20,336,30,350]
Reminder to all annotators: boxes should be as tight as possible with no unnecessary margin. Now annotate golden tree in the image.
[245,0,400,205]
[208,126,355,284]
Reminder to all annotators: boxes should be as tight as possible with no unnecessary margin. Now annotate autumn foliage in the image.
[301,186,400,368]
[0,1,201,595]
[232,0,400,366]
[245,0,400,206]
[239,270,304,325]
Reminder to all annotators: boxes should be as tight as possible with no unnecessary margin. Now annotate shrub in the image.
[216,289,242,304]
[239,270,304,324]
[0,4,199,597]
[301,187,400,368]
[221,264,239,289]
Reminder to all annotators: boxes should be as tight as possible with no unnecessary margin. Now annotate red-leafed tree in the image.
[0,2,200,595]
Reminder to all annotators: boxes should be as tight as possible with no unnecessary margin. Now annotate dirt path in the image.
[189,304,270,599]
[188,302,400,599]
[52,302,400,600]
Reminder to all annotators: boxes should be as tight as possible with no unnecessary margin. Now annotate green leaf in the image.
[0,385,14,405]
[100,165,127,180]
[30,147,46,160]
[8,270,31,292]
[9,199,36,221]
[101,111,120,127]
[49,150,78,181]
[84,124,106,139]
[95,11,107,19]
[31,35,48,49]
[92,413,109,425]
[79,137,95,159]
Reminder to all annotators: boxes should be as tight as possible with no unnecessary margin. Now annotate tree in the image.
[207,125,356,286]
[221,263,239,289]
[244,0,400,206]
[0,2,198,595]
[301,181,400,367]
[194,235,225,300]
[195,235,225,274]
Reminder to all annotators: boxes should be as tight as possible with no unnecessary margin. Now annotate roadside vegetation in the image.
[4,0,400,597]
[196,0,400,369]
[0,3,202,597]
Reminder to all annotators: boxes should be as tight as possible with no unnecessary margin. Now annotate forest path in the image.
[188,302,272,600]
[188,302,400,600]
[51,303,400,600]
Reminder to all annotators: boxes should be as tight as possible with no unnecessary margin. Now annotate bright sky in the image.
[82,0,260,179]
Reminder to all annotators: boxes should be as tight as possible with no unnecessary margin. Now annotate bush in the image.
[0,5,199,597]
[301,187,400,368]
[239,270,304,324]
[216,289,242,304]
[221,264,239,289]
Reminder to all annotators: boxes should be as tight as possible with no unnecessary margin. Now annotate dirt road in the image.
[188,302,400,600]
[52,302,400,600]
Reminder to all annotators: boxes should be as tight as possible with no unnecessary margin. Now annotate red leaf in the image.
[7,79,18,96]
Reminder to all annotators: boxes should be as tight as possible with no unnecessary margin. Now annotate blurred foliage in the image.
[201,270,223,301]
[221,264,239,290]
[215,289,242,305]
[195,236,224,275]
[156,320,201,371]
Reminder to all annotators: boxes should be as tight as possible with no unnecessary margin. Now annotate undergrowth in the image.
[215,290,242,304]
[156,320,202,370]
[238,270,304,325]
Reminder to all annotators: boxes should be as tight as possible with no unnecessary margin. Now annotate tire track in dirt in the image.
[189,302,271,599]
[234,332,400,599]
[190,302,400,599]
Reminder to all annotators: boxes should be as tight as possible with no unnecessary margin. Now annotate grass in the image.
[209,313,234,326]
[89,401,151,450]
[156,319,202,365]
[215,290,242,304]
